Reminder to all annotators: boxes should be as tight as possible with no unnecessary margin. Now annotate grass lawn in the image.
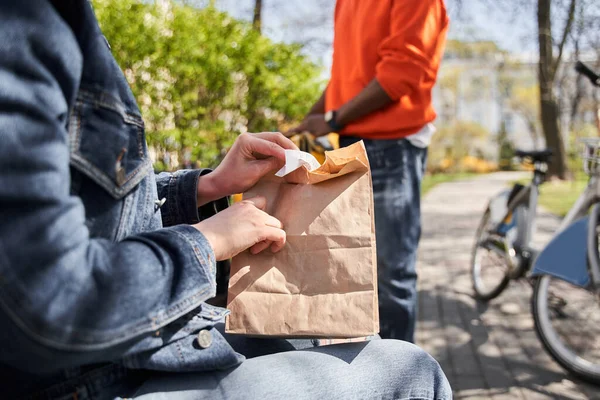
[422,171,590,217]
[514,174,589,217]
[537,178,588,217]
[422,173,477,196]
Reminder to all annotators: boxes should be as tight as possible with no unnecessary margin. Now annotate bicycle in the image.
[470,61,600,383]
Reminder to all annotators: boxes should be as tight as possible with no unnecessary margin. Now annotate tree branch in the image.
[552,0,577,80]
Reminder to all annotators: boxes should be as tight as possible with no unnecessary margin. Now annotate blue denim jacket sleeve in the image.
[156,170,230,227]
[0,1,219,374]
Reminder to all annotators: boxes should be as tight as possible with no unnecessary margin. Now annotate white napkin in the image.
[275,150,321,177]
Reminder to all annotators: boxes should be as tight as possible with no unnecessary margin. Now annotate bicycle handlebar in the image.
[575,61,600,87]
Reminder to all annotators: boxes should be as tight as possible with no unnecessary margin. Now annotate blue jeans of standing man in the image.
[340,137,427,343]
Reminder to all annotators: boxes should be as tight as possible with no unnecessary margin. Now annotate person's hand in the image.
[287,114,332,137]
[194,196,285,261]
[197,132,298,204]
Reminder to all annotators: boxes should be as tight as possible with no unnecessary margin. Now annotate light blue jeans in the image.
[340,137,427,343]
[28,328,451,399]
[129,338,451,399]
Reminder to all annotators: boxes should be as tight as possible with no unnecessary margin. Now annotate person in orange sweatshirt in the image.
[290,0,449,343]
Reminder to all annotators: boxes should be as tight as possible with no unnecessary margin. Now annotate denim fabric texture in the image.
[340,136,427,343]
[0,1,449,399]
[0,1,239,397]
[132,339,451,400]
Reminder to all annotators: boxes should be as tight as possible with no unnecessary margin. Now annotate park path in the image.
[416,172,600,399]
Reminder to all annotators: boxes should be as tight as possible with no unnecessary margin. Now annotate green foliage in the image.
[567,123,599,175]
[428,121,494,173]
[444,40,506,60]
[432,121,489,159]
[438,66,462,94]
[497,121,514,171]
[93,0,324,170]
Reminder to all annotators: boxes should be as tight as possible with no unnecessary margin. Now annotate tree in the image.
[471,0,584,178]
[497,121,515,170]
[253,0,262,33]
[93,0,324,170]
[562,0,600,133]
[537,0,577,179]
[444,39,505,60]
[562,0,585,131]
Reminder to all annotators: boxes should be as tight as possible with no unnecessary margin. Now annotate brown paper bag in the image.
[225,141,379,338]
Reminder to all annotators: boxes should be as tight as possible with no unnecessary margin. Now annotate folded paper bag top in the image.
[274,150,321,177]
[274,142,370,184]
[226,141,379,338]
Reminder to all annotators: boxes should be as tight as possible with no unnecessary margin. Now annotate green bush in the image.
[428,121,493,173]
[93,0,324,170]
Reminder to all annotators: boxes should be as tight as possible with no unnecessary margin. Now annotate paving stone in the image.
[416,172,597,400]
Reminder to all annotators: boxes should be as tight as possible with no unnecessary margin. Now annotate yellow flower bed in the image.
[430,156,497,174]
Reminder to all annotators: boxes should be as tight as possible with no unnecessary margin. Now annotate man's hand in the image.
[287,114,332,138]
[288,79,394,139]
[197,132,298,205]
[194,196,285,261]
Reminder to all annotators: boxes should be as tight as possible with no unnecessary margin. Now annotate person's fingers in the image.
[252,132,299,151]
[269,235,286,253]
[250,240,272,255]
[248,226,285,255]
[243,196,267,211]
[259,226,286,249]
[242,134,286,162]
[249,157,284,178]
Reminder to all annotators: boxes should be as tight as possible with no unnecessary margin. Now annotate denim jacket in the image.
[0,1,242,397]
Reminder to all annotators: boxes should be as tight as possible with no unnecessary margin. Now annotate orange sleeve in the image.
[375,0,448,101]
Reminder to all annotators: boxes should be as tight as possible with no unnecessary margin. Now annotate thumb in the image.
[244,195,267,210]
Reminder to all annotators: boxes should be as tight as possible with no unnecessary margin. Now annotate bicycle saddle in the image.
[514,149,553,162]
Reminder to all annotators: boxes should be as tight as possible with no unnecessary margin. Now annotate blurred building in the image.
[433,40,599,160]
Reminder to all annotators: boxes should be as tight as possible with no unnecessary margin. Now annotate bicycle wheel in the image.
[471,209,511,301]
[532,275,600,383]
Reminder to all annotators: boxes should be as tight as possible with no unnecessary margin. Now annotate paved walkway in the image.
[416,172,600,399]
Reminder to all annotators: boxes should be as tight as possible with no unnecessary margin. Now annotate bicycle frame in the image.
[529,174,600,289]
[485,164,544,276]
[477,61,600,382]
[486,164,600,288]
[486,58,600,289]
[587,203,600,285]
[528,63,600,290]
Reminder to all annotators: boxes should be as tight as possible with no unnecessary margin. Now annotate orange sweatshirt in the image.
[326,0,449,139]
